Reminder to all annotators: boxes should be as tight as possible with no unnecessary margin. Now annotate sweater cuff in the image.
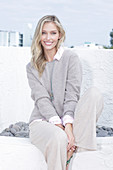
[61,115,74,126]
[49,116,62,124]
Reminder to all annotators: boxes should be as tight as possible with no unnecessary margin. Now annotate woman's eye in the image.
[42,32,46,34]
[51,32,56,35]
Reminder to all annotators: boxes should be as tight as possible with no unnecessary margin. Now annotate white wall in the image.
[0,47,113,132]
[74,48,113,128]
[0,47,33,132]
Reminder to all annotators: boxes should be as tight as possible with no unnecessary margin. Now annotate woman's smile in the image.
[44,41,53,46]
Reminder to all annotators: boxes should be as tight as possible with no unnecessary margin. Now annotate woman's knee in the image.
[49,129,68,147]
[87,87,103,100]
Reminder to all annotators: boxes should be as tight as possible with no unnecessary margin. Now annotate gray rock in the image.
[5,128,10,132]
[0,121,29,138]
[9,124,13,129]
[21,126,25,131]
[96,125,113,137]
[102,126,107,130]
[10,128,17,135]
[97,130,108,137]
[106,127,112,131]
[1,122,111,138]
[15,122,25,128]
[12,124,21,132]
[0,131,14,137]
[15,131,29,138]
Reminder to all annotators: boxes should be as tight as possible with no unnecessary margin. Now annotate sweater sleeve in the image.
[26,63,61,122]
[63,53,82,120]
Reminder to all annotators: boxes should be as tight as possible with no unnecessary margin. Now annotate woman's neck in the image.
[44,48,57,62]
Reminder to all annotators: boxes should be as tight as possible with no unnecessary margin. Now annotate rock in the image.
[106,127,112,131]
[110,133,113,136]
[97,130,108,137]
[0,122,112,138]
[9,124,13,129]
[5,128,10,132]
[10,128,17,135]
[102,126,107,130]
[15,131,29,138]
[96,126,113,137]
[21,126,25,131]
[0,121,29,138]
[15,122,25,128]
[12,124,21,132]
[0,131,14,137]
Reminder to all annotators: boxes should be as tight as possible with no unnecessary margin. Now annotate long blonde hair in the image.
[31,15,65,77]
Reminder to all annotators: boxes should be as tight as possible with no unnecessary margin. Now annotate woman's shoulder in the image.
[62,47,79,60]
[26,62,35,71]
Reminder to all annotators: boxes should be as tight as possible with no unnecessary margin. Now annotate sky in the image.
[0,0,113,47]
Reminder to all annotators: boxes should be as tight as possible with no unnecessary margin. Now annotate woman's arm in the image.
[63,52,82,151]
[26,64,61,123]
[63,52,82,125]
[65,123,75,150]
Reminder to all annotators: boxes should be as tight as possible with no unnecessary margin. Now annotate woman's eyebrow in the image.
[42,29,58,32]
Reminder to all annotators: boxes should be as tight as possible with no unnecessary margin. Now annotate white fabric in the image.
[29,87,104,170]
[49,116,62,124]
[61,115,74,126]
[53,46,65,60]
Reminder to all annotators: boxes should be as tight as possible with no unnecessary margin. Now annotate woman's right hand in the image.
[65,123,75,151]
[55,124,65,130]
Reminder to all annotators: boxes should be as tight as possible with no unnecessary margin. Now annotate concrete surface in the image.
[0,136,113,170]
[0,136,47,170]
[72,137,113,170]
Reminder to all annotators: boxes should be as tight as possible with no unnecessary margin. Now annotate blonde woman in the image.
[26,15,103,170]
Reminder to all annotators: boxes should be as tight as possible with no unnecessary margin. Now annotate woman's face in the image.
[40,22,61,52]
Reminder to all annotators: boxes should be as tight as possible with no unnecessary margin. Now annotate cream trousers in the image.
[29,87,104,170]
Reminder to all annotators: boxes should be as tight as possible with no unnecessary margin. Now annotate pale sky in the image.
[0,0,113,46]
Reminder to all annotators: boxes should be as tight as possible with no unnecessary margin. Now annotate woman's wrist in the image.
[65,123,73,131]
[55,124,65,130]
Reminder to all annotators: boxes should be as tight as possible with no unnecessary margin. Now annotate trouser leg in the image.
[73,87,104,151]
[29,121,68,170]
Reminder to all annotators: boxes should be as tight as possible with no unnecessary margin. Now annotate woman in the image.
[26,15,104,170]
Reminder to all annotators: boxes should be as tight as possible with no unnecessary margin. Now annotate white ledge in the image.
[0,136,113,170]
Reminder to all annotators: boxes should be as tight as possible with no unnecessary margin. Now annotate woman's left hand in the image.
[65,123,75,151]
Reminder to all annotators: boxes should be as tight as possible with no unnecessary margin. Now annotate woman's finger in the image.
[67,141,73,151]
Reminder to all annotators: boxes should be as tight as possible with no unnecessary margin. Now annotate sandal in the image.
[66,155,73,166]
[66,146,77,166]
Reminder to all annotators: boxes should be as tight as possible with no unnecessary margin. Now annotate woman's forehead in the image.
[42,22,58,30]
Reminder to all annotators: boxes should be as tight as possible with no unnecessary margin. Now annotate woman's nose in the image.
[46,33,51,40]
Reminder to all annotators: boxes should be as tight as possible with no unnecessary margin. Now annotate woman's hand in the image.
[65,123,75,151]
[55,124,65,130]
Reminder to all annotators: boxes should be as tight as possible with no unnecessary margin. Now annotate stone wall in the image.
[0,47,113,132]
